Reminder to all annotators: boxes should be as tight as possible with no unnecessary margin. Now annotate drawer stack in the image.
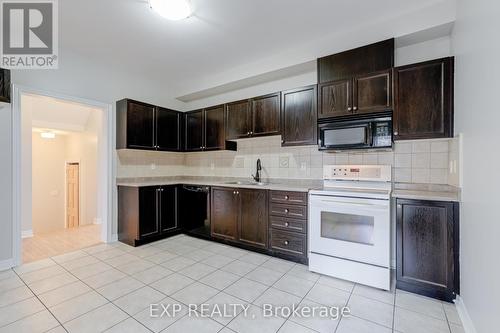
[269,190,308,264]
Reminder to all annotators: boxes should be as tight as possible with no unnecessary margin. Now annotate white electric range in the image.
[308,165,392,290]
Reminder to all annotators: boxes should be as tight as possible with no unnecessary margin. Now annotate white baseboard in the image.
[21,230,33,238]
[0,258,14,270]
[455,295,477,333]
[109,234,118,242]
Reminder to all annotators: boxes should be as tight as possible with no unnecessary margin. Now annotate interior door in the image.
[239,189,268,248]
[211,187,239,240]
[66,163,79,228]
[127,101,155,149]
[139,186,159,238]
[204,105,225,150]
[318,79,352,119]
[159,186,177,232]
[156,107,180,151]
[353,70,392,115]
[309,195,390,267]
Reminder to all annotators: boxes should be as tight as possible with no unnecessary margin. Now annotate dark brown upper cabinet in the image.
[225,99,251,139]
[317,39,394,83]
[116,99,182,151]
[394,57,454,140]
[251,92,281,137]
[156,107,182,151]
[184,110,204,151]
[318,39,394,119]
[396,198,459,302]
[281,85,317,146]
[185,105,229,151]
[0,68,11,103]
[225,93,280,140]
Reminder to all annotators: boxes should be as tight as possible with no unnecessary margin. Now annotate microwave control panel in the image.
[372,122,392,147]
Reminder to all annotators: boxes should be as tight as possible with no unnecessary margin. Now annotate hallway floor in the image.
[22,224,102,263]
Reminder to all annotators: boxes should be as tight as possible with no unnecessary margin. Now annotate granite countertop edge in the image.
[391,183,461,202]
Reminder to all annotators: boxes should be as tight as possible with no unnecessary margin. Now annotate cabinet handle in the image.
[284,195,289,200]
[236,191,239,195]
[347,107,352,111]
[394,131,399,136]
[250,131,253,135]
[233,191,236,195]
[353,106,358,111]
[284,240,289,246]
[281,139,284,144]
[285,222,289,227]
[284,209,289,213]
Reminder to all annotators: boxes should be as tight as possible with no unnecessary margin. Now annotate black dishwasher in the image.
[179,185,211,239]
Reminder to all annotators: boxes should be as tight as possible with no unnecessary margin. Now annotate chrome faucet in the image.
[252,158,262,183]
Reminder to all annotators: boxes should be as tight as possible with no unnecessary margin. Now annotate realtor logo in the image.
[1,0,58,69]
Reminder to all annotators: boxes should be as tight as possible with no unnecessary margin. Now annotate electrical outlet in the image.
[150,163,156,170]
[301,162,307,170]
[210,162,215,170]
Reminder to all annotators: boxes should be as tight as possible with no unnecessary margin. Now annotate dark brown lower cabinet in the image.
[211,187,268,250]
[118,185,180,246]
[396,199,459,302]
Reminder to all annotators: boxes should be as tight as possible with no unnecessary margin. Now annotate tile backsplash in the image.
[117,135,460,186]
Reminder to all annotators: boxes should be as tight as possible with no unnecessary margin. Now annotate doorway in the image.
[12,85,113,266]
[66,162,80,228]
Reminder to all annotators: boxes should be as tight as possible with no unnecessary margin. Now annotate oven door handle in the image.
[313,199,388,209]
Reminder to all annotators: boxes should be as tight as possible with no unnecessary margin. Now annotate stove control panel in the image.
[323,165,391,182]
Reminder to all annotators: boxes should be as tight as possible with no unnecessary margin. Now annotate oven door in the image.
[318,122,372,150]
[309,194,390,267]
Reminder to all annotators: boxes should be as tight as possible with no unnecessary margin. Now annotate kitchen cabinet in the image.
[184,110,204,151]
[396,198,459,302]
[118,185,180,246]
[225,93,280,140]
[251,93,281,137]
[185,105,232,151]
[0,68,10,103]
[281,85,317,146]
[319,69,392,119]
[394,57,454,140]
[116,99,181,151]
[211,187,268,249]
[269,190,308,263]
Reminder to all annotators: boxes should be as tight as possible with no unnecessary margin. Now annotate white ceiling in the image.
[59,0,453,102]
[24,94,99,132]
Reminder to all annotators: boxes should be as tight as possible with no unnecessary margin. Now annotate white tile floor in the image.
[0,235,464,333]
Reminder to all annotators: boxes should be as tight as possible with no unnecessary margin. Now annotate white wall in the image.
[451,1,500,332]
[31,133,67,233]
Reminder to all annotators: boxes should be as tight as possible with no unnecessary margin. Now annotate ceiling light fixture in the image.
[149,0,192,20]
[40,131,56,139]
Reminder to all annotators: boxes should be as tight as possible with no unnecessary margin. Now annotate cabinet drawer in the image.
[270,229,306,257]
[269,216,306,233]
[270,190,307,205]
[270,203,307,219]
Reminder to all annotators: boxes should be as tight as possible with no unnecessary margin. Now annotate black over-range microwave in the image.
[318,112,393,151]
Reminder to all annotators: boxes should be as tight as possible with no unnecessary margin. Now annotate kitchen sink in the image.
[223,181,269,186]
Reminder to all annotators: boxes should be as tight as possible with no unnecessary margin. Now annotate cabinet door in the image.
[159,186,177,233]
[211,187,239,240]
[239,189,268,249]
[251,93,280,137]
[185,110,204,151]
[0,68,10,103]
[127,101,155,149]
[281,85,317,146]
[396,199,458,301]
[139,187,159,238]
[353,69,392,115]
[156,107,180,151]
[204,105,225,150]
[394,57,454,140]
[318,79,352,119]
[225,100,250,139]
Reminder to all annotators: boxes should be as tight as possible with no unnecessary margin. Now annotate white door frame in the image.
[11,84,115,266]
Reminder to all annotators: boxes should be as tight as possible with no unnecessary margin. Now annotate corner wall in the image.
[452,0,500,332]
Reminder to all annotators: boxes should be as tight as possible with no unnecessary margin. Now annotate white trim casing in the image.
[0,259,15,271]
[455,295,477,333]
[11,84,115,268]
